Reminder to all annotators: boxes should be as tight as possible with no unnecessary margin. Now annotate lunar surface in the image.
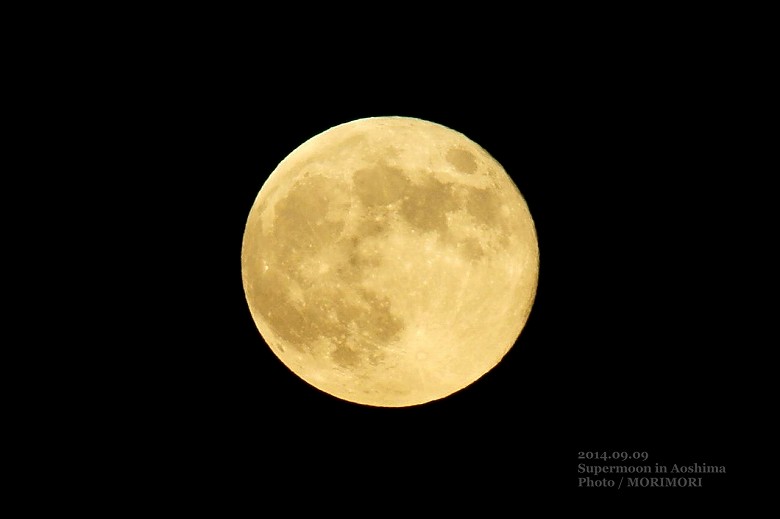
[241,117,539,407]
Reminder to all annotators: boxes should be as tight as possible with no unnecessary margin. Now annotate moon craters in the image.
[353,164,409,208]
[241,117,539,407]
[245,171,406,370]
[446,148,478,174]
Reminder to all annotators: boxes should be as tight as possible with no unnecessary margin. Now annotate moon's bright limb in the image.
[241,117,539,407]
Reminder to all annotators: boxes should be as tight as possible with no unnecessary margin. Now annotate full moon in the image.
[241,116,539,407]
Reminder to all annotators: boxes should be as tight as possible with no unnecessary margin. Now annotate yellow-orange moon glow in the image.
[241,117,539,407]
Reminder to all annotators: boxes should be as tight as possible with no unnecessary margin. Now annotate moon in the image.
[241,116,539,407]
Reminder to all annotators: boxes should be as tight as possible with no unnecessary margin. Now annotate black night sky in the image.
[135,28,760,512]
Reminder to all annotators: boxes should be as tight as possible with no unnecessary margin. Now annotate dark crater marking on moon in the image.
[245,173,405,369]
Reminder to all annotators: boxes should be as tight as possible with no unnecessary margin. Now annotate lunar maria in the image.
[241,116,539,407]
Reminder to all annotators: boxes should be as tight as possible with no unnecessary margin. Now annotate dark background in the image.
[19,6,772,514]
[129,28,763,511]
